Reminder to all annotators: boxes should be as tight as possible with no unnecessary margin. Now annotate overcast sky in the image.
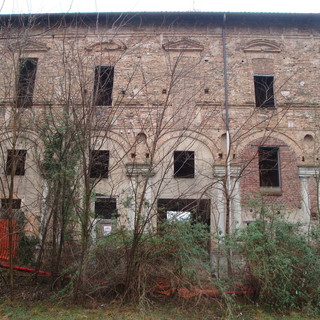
[1,0,319,14]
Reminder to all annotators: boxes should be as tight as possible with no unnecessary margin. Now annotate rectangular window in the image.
[157,199,210,226]
[254,75,275,108]
[174,151,195,178]
[93,66,114,106]
[95,198,117,219]
[258,147,280,187]
[1,198,22,219]
[17,58,38,108]
[1,198,21,210]
[90,150,109,178]
[6,150,27,176]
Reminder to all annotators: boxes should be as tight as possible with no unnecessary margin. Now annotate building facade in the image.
[0,12,319,241]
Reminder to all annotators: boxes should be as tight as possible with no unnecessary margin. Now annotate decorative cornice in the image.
[85,40,127,52]
[9,40,50,52]
[298,166,320,178]
[243,39,281,53]
[213,165,241,178]
[162,38,204,52]
[126,163,155,177]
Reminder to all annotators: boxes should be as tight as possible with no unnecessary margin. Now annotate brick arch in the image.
[0,129,40,146]
[0,130,43,168]
[157,130,218,161]
[152,131,216,203]
[235,130,302,157]
[91,131,132,154]
[238,135,301,213]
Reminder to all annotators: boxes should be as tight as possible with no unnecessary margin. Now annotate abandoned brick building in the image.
[0,11,319,240]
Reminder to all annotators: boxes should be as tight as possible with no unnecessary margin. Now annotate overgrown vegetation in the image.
[2,206,320,317]
[224,207,320,313]
[68,220,212,301]
[37,118,83,285]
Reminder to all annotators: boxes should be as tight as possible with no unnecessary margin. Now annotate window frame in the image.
[94,197,117,220]
[0,198,22,220]
[93,65,114,106]
[17,58,38,108]
[254,74,275,108]
[173,151,195,178]
[157,198,210,227]
[6,149,27,176]
[1,198,22,210]
[258,146,281,191]
[89,150,109,179]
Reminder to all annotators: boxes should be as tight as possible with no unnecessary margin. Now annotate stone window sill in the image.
[260,187,282,196]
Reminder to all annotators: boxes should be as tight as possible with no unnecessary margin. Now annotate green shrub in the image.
[230,215,320,311]
[88,220,212,300]
[17,234,39,267]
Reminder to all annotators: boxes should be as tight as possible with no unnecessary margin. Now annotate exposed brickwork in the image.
[0,12,318,232]
[239,137,301,210]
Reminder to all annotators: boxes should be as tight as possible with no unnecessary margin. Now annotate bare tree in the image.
[0,12,318,305]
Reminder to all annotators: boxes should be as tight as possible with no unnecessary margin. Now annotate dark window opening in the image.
[95,198,117,219]
[174,151,195,178]
[1,198,21,210]
[93,66,114,106]
[6,150,27,176]
[259,147,280,187]
[0,198,22,219]
[17,58,38,108]
[157,198,210,227]
[90,150,109,178]
[254,75,275,108]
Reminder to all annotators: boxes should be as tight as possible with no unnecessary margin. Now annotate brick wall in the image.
[0,13,318,231]
[239,136,301,212]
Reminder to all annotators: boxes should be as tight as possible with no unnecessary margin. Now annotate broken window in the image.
[174,151,195,178]
[17,58,38,108]
[0,198,22,219]
[94,197,118,236]
[258,147,280,187]
[6,150,27,176]
[94,197,117,220]
[254,75,275,108]
[1,198,21,210]
[90,150,109,178]
[93,66,114,106]
[157,199,210,226]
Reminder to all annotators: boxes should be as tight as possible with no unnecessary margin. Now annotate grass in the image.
[0,300,319,320]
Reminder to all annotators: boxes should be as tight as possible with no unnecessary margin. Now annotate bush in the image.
[87,220,212,301]
[230,214,320,311]
[17,234,39,267]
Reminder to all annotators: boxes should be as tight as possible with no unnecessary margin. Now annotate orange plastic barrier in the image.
[0,263,253,298]
[153,277,252,298]
[0,219,19,262]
